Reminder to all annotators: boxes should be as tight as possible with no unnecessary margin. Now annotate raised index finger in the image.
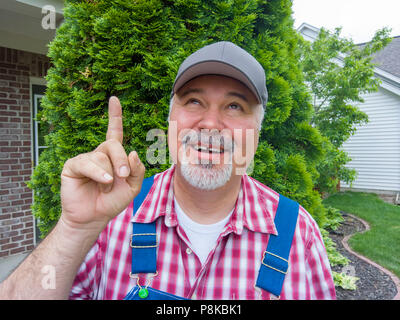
[106,96,123,143]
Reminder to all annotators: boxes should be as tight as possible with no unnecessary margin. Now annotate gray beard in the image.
[179,129,234,190]
[180,162,233,190]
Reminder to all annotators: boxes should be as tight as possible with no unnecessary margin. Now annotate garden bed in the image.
[329,212,399,300]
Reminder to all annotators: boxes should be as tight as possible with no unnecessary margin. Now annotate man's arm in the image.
[0,97,145,299]
[0,218,105,299]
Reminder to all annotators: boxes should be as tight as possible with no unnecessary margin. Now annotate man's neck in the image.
[173,166,242,225]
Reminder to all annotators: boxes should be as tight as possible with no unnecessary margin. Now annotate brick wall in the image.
[0,46,50,259]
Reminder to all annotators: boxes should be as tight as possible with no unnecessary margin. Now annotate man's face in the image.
[168,75,261,190]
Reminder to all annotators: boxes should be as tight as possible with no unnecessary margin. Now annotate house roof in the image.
[368,36,400,78]
[0,0,63,55]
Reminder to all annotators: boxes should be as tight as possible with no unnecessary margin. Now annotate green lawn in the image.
[323,191,400,278]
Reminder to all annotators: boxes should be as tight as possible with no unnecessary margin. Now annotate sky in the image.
[292,0,400,43]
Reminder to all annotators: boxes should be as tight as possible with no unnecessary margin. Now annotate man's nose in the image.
[197,108,224,131]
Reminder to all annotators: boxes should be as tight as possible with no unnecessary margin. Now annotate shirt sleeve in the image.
[305,223,337,300]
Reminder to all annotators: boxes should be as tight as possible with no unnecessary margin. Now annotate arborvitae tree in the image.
[30,0,327,235]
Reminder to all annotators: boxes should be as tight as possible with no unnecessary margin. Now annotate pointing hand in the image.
[60,96,145,230]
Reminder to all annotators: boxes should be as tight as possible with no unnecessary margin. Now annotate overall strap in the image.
[130,176,157,274]
[255,194,299,297]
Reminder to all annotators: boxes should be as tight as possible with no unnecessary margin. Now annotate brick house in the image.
[0,0,63,276]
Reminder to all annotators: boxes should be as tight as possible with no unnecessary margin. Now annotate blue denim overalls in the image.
[124,176,299,300]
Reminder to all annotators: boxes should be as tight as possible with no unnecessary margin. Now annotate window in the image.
[32,84,49,167]
[31,84,48,242]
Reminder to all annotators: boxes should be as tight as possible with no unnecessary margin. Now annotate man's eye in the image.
[188,99,200,105]
[228,104,242,110]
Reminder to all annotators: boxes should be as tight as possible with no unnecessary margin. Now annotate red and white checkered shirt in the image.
[69,166,336,300]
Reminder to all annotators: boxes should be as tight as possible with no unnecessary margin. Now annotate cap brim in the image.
[172,61,262,104]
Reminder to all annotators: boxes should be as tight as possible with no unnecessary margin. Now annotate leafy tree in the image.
[297,27,392,194]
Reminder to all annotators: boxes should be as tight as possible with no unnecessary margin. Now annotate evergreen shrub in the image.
[31,0,328,243]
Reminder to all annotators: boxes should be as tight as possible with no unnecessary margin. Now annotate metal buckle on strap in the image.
[130,233,158,248]
[262,251,288,275]
[129,271,159,286]
[129,271,159,297]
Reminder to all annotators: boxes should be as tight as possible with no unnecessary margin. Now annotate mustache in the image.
[180,129,234,152]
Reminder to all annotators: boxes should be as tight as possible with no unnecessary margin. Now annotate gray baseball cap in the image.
[172,41,268,108]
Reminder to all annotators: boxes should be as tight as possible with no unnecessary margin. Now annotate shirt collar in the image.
[131,166,278,235]
[130,165,176,226]
[229,175,278,235]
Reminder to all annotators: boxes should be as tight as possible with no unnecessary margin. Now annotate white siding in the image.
[341,87,400,192]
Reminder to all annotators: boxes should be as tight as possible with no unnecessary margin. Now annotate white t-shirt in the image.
[174,198,233,265]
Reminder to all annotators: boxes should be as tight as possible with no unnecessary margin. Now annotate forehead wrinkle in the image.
[226,91,249,103]
[177,88,204,99]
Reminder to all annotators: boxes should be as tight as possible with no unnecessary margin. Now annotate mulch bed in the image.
[329,212,398,300]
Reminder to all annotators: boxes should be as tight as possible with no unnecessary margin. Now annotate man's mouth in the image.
[180,131,234,160]
[192,144,224,154]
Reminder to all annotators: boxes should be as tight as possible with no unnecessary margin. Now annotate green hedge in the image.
[30,0,327,235]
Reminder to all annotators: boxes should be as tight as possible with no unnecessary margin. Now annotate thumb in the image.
[126,151,145,197]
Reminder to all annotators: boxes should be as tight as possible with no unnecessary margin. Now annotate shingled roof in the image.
[367,36,400,78]
[298,23,400,87]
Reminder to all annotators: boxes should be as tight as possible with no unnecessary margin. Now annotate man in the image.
[0,42,335,300]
